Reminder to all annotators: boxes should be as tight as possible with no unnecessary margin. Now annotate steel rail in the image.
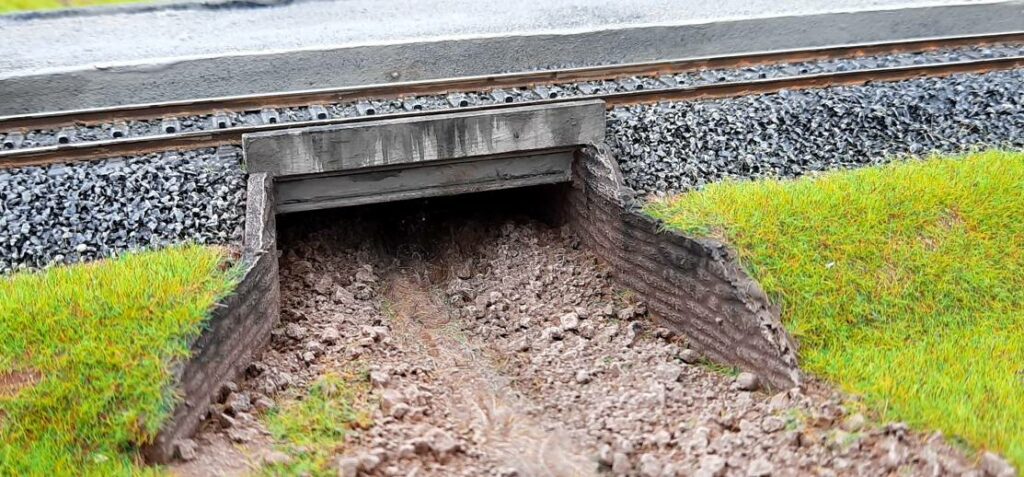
[2,30,1023,132]
[2,54,1023,169]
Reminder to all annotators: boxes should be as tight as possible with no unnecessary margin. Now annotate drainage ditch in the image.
[170,168,982,476]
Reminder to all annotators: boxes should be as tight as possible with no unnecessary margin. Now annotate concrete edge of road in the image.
[2,1,1023,115]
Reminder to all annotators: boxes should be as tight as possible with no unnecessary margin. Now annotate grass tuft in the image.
[261,371,373,476]
[649,150,1024,467]
[0,244,237,475]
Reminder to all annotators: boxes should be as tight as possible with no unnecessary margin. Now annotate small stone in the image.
[575,369,593,384]
[612,452,632,474]
[262,450,293,466]
[639,454,663,477]
[285,323,307,340]
[651,430,672,447]
[355,266,377,283]
[617,306,637,320]
[369,370,390,388]
[390,403,411,419]
[680,349,701,364]
[735,372,760,391]
[174,439,198,462]
[313,275,334,295]
[217,381,239,403]
[767,391,790,412]
[358,453,382,471]
[761,416,785,433]
[332,287,354,304]
[655,363,682,383]
[321,328,341,344]
[558,312,580,332]
[227,427,255,443]
[697,455,726,477]
[981,452,1017,477]
[842,412,867,432]
[598,444,614,466]
[746,458,773,476]
[380,390,404,415]
[226,392,252,414]
[543,326,564,341]
[337,456,360,477]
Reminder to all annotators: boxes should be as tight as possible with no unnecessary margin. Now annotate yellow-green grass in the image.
[0,245,238,476]
[261,372,373,476]
[648,150,1024,467]
[0,0,146,14]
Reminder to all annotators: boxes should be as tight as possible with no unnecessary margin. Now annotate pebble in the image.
[655,363,682,383]
[612,452,632,474]
[697,455,727,477]
[680,349,701,364]
[734,372,760,391]
[336,456,360,477]
[174,438,198,462]
[225,392,252,414]
[747,457,774,476]
[842,413,867,432]
[559,312,580,332]
[981,451,1017,477]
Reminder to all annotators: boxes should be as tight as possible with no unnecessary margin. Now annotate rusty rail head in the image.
[2,54,1023,169]
[1,30,1023,132]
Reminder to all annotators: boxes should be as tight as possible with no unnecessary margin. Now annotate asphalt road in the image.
[0,0,997,74]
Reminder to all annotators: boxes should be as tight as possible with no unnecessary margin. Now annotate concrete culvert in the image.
[174,184,984,475]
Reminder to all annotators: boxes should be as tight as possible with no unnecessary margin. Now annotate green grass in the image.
[0,245,238,476]
[648,150,1024,467]
[0,0,146,14]
[261,372,373,476]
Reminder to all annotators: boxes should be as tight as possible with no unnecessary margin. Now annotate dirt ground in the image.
[171,198,989,477]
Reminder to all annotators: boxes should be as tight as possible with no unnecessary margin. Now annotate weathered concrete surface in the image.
[243,100,606,176]
[245,101,604,212]
[561,146,801,390]
[2,0,1022,114]
[274,151,574,213]
[142,172,279,463]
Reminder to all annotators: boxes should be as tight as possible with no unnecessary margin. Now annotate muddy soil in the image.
[172,194,986,477]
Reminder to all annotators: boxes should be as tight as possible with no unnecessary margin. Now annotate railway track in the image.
[2,31,1024,169]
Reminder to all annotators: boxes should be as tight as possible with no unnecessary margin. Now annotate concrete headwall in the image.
[142,172,280,463]
[561,146,801,390]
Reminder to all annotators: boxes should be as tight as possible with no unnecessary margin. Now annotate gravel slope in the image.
[608,69,1024,196]
[0,147,245,274]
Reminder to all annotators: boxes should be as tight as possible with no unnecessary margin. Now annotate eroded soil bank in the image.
[172,189,983,477]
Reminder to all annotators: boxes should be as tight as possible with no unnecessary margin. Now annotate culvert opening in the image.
[184,164,820,475]
[266,183,728,474]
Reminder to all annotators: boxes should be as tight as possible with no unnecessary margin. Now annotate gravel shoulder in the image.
[609,69,1024,197]
[171,201,986,476]
[0,146,245,273]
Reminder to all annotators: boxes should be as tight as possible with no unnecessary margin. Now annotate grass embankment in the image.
[649,150,1024,466]
[0,245,237,476]
[0,0,145,14]
[261,372,373,476]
